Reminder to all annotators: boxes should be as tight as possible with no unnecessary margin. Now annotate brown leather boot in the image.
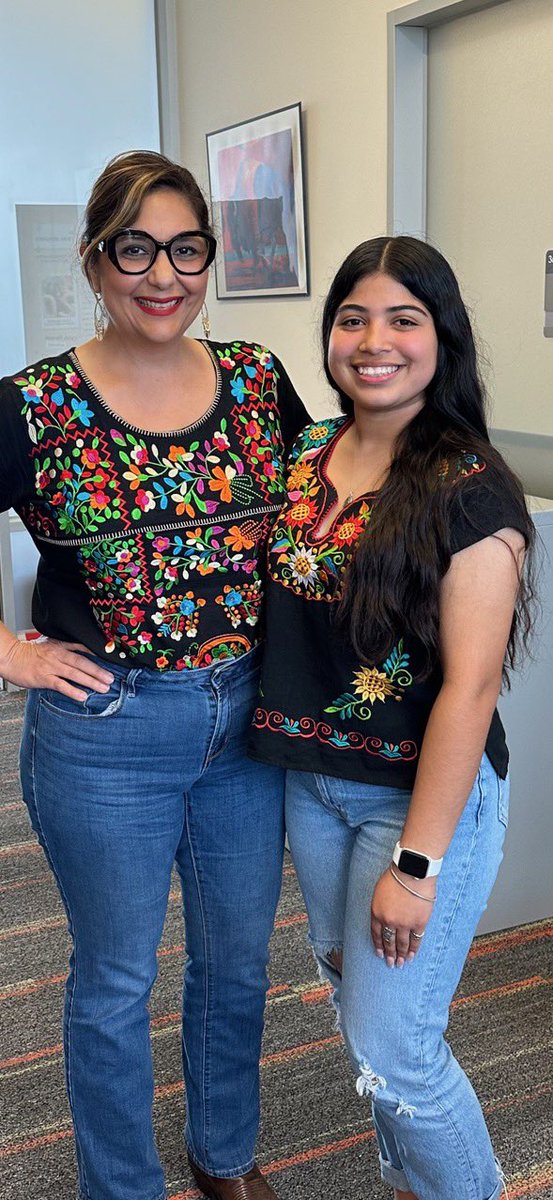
[187,1153,278,1198]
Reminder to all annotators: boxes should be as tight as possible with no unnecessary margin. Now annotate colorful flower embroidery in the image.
[12,343,294,669]
[324,642,413,722]
[29,434,127,537]
[216,577,262,628]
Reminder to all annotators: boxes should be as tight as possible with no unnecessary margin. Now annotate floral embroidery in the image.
[15,362,94,443]
[270,496,372,600]
[324,642,413,722]
[24,427,128,538]
[304,423,333,447]
[113,420,255,519]
[11,343,295,670]
[216,577,262,628]
[438,451,486,483]
[269,423,489,604]
[145,518,268,581]
[252,708,418,764]
[152,589,206,641]
[179,634,253,670]
[267,417,374,600]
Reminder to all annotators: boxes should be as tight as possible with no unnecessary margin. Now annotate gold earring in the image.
[94,293,107,341]
[201,303,211,340]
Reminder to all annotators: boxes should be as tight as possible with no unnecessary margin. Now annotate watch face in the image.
[398,849,428,879]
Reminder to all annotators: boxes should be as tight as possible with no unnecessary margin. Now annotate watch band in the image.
[392,840,444,880]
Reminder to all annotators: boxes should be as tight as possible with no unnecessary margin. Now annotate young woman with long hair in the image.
[250,236,534,1200]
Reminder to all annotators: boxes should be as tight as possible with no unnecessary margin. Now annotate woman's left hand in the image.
[371,868,436,968]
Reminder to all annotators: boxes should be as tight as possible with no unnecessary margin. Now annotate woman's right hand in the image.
[0,636,114,699]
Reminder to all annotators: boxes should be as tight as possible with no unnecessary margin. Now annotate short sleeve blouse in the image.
[248,417,528,787]
[0,341,308,670]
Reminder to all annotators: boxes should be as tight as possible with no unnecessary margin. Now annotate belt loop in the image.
[125,669,141,698]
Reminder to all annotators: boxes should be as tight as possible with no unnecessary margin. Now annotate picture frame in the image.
[206,102,309,299]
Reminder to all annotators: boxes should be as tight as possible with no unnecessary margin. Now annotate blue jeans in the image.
[20,646,285,1200]
[285,755,509,1200]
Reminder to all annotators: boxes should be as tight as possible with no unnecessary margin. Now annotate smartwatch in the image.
[392,841,443,880]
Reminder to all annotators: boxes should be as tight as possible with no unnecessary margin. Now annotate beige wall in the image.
[427,0,553,438]
[176,0,414,417]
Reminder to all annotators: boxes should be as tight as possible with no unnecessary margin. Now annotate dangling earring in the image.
[94,292,107,341]
[201,302,211,340]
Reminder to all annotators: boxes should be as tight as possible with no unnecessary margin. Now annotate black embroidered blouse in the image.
[0,341,308,670]
[249,416,528,788]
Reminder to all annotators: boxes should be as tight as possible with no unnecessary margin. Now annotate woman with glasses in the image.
[0,150,307,1200]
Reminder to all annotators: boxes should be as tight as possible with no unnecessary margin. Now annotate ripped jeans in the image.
[285,755,509,1200]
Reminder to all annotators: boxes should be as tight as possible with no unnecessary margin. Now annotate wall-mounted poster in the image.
[206,102,308,299]
[16,205,95,362]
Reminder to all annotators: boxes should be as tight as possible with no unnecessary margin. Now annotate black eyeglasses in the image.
[98,229,217,275]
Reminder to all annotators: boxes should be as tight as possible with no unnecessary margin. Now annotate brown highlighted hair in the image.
[80,150,213,290]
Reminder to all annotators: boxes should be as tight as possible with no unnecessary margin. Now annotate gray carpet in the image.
[1,690,552,1199]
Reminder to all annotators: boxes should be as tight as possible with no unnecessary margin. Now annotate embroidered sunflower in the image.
[288,498,318,528]
[290,547,318,587]
[306,424,331,446]
[352,667,395,704]
[334,515,366,545]
[287,460,315,490]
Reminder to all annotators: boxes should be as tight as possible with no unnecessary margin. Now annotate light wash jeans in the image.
[286,754,509,1200]
[20,645,285,1200]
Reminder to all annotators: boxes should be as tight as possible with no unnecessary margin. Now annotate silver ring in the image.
[410,931,425,940]
[382,926,396,940]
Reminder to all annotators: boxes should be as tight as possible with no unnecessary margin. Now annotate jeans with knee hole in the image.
[20,645,285,1200]
[286,754,509,1200]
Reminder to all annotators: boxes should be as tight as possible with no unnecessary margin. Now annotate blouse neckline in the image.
[69,340,222,438]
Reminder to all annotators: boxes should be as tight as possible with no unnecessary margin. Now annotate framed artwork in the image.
[206,102,308,299]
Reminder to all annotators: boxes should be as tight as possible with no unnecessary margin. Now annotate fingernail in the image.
[397,960,404,969]
[407,952,415,962]
[386,958,395,968]
[376,949,384,959]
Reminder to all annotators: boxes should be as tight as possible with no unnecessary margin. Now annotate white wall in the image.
[0,0,160,377]
[175,0,416,417]
[427,0,553,438]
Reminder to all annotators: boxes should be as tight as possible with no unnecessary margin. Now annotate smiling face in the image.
[93,187,209,347]
[328,271,439,426]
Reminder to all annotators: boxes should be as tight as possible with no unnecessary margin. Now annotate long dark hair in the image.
[323,236,535,681]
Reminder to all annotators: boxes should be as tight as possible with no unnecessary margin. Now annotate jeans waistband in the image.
[88,642,262,688]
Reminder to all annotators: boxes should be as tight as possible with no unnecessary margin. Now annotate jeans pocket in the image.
[39,675,126,719]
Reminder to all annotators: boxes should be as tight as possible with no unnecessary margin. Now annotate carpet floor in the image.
[0,691,552,1199]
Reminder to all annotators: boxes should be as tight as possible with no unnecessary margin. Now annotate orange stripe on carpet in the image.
[154,1035,342,1101]
[0,1044,63,1070]
[261,1034,342,1068]
[469,921,552,958]
[0,874,49,893]
[0,916,67,942]
[0,973,66,1002]
[274,913,308,929]
[0,1128,73,1159]
[0,841,41,858]
[451,975,551,1010]
[166,1129,376,1199]
[507,1163,553,1197]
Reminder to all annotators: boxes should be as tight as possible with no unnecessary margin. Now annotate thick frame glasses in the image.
[98,229,217,276]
